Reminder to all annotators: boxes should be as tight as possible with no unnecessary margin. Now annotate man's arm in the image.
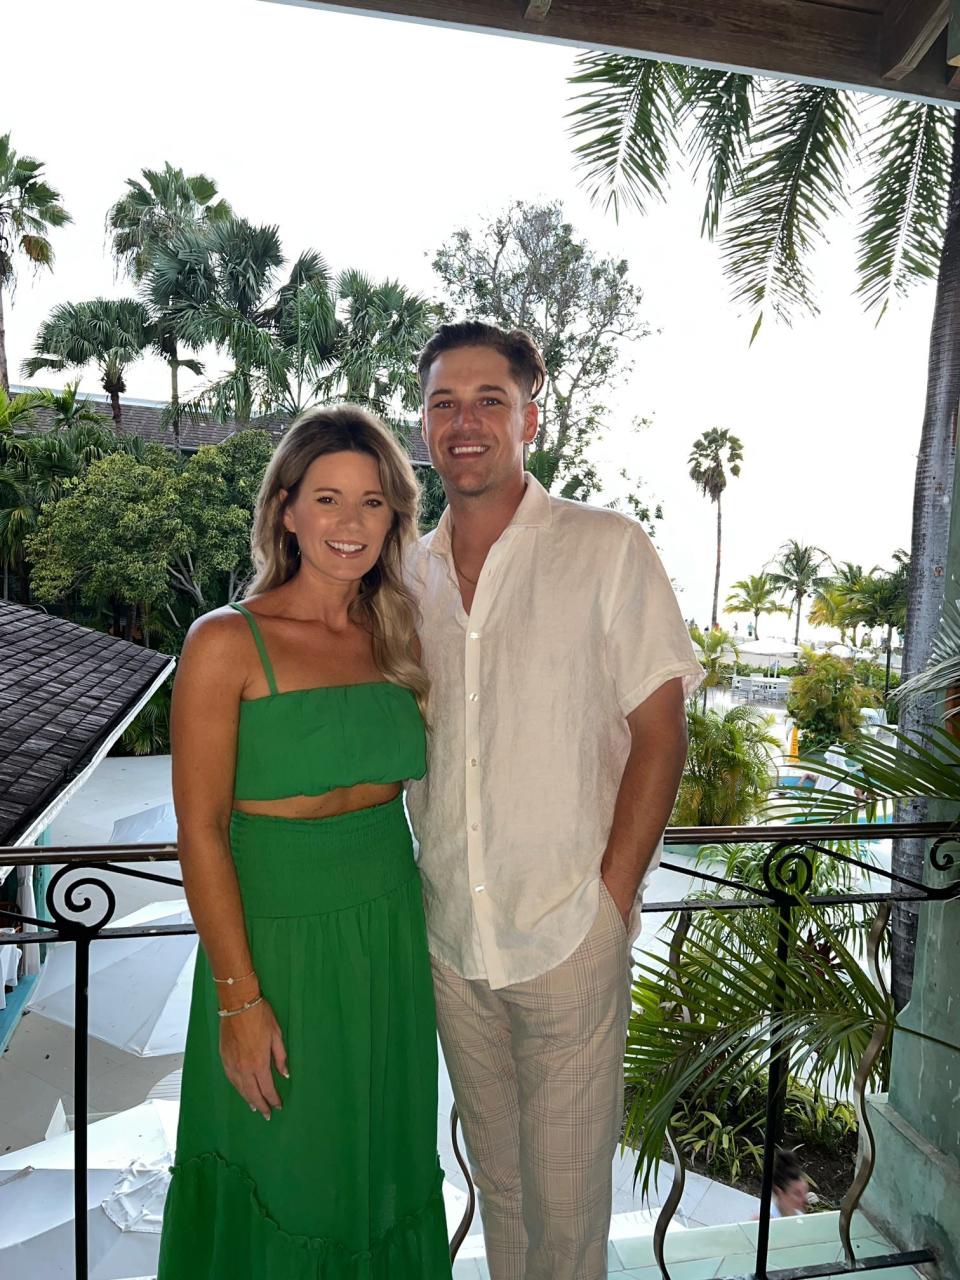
[601,677,689,922]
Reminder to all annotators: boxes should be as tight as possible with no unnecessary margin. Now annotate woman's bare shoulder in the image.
[181,606,252,668]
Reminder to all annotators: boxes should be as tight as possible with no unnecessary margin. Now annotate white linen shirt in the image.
[406,476,703,989]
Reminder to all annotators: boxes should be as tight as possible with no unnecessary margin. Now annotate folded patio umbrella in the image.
[0,1099,178,1280]
[27,899,195,1056]
[109,804,177,847]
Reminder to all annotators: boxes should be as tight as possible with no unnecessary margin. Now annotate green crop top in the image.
[229,603,426,801]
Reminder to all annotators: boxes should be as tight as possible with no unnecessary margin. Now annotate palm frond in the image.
[890,590,960,716]
[682,68,755,239]
[567,54,685,216]
[722,83,858,338]
[770,725,960,824]
[855,99,950,319]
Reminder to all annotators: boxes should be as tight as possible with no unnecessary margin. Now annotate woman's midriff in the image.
[232,781,402,821]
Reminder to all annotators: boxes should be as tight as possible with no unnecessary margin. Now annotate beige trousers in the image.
[432,883,632,1280]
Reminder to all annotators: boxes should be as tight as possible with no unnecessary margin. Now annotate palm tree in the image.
[725,572,784,641]
[109,164,231,435]
[22,299,152,428]
[689,623,739,710]
[0,133,72,394]
[673,702,779,826]
[148,218,332,424]
[768,540,830,645]
[322,271,438,418]
[36,380,106,430]
[566,60,960,1005]
[814,561,868,645]
[855,554,910,700]
[688,428,743,627]
[107,162,231,282]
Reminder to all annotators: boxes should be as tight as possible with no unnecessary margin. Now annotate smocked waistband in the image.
[229,796,416,918]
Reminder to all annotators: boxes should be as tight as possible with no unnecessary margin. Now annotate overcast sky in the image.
[3,0,936,630]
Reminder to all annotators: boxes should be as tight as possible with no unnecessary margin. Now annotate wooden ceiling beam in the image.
[270,0,960,105]
[882,0,948,80]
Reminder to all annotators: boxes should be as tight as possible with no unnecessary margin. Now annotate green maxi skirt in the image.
[157,796,452,1279]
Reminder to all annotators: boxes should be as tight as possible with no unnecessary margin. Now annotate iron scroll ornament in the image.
[761,841,815,896]
[44,863,118,936]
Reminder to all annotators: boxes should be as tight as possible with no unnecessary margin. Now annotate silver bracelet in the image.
[217,994,264,1019]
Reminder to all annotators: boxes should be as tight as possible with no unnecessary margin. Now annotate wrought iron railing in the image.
[0,819,957,1280]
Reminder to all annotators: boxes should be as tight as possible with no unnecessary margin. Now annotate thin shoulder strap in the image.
[229,603,279,695]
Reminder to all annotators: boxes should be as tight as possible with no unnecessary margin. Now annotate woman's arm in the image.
[171,613,287,1118]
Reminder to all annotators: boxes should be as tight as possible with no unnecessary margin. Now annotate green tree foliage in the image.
[27,451,182,623]
[0,133,72,393]
[432,200,656,513]
[0,398,131,599]
[787,652,879,754]
[25,432,272,632]
[672,703,778,826]
[688,427,743,627]
[854,553,910,699]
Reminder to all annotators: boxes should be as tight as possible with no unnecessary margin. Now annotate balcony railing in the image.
[1,819,958,1280]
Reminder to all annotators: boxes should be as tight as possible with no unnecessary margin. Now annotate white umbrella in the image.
[109,804,177,846]
[0,1099,178,1280]
[27,900,195,1056]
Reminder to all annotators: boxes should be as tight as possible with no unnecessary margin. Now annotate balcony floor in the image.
[452,1209,921,1279]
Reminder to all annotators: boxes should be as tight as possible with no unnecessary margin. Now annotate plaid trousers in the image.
[432,882,632,1280]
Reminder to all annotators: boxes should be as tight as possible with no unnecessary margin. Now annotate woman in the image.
[157,405,452,1279]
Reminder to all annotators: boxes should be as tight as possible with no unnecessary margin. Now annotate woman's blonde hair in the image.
[249,404,427,713]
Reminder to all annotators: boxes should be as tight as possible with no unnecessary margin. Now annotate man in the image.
[406,321,702,1280]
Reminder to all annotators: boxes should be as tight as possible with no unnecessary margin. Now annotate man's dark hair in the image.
[772,1148,803,1190]
[417,321,547,402]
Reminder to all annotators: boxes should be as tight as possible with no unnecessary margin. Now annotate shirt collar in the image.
[428,473,553,558]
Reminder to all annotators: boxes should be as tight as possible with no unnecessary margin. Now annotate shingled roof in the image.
[0,602,175,849]
[11,387,433,466]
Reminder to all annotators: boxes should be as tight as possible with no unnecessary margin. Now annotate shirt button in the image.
[470,758,478,767]
[474,884,485,893]
[471,822,479,831]
[469,631,480,640]
[469,692,479,702]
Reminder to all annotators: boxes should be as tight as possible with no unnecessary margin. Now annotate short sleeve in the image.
[604,523,704,715]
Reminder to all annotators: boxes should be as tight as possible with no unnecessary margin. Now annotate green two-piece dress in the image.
[157,603,452,1279]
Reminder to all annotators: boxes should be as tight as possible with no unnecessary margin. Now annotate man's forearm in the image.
[600,681,689,916]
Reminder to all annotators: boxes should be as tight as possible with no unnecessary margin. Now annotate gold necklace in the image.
[453,554,480,587]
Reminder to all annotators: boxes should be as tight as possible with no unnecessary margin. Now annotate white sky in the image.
[3,0,936,631]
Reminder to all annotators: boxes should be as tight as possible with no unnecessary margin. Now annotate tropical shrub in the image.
[672,704,779,826]
[787,653,878,754]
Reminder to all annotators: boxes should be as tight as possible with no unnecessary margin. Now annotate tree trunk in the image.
[754,608,760,641]
[2,558,7,601]
[711,494,722,628]
[892,112,960,1011]
[884,623,893,700]
[170,348,181,449]
[794,594,802,646]
[0,288,9,396]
